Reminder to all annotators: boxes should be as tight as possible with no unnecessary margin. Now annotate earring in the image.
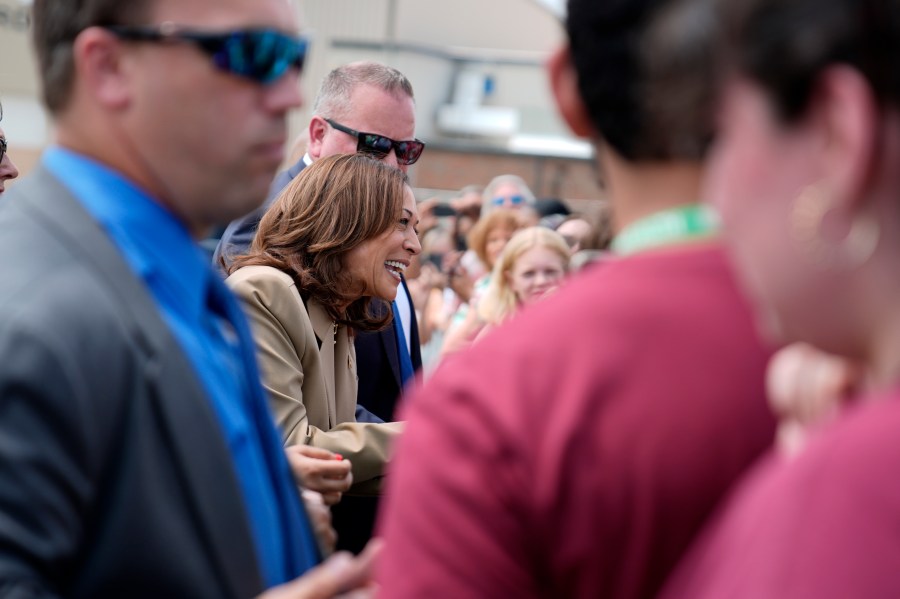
[790,183,880,270]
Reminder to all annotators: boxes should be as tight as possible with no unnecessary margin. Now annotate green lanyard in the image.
[611,204,719,256]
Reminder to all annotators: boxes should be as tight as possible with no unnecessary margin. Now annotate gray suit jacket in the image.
[0,168,265,598]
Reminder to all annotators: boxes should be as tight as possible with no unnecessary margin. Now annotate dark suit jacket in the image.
[332,283,423,554]
[355,283,422,422]
[0,168,267,598]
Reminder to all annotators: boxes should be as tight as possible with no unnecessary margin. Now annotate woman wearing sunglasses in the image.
[0,102,20,195]
[659,0,900,596]
[226,154,420,495]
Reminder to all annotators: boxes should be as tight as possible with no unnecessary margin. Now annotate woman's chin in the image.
[375,283,400,302]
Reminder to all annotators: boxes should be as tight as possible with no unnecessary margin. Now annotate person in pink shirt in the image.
[374,0,776,597]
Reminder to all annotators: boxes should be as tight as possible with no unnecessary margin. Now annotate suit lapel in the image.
[20,168,263,598]
[307,299,338,427]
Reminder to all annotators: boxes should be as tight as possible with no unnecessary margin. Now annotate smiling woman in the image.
[225,153,420,491]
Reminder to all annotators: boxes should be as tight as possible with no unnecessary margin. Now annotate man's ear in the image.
[72,27,132,111]
[306,116,329,161]
[546,44,596,138]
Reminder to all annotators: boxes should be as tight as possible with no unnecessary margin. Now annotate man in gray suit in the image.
[0,0,377,597]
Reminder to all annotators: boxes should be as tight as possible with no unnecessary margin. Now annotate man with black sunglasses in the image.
[215,61,425,554]
[213,61,424,269]
[0,0,377,597]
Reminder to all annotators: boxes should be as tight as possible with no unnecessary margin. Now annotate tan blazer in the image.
[226,265,402,487]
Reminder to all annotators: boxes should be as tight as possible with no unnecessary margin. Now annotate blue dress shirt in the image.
[43,147,318,588]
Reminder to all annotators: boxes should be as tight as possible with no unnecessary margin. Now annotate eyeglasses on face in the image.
[324,118,425,166]
[491,194,526,207]
[104,23,308,85]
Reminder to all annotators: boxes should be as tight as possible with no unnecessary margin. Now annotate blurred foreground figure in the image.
[0,0,378,596]
[375,0,776,597]
[660,0,900,596]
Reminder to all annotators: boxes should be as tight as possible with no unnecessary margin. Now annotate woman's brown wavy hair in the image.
[228,153,409,332]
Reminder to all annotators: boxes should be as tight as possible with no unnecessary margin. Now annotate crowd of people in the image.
[1,0,899,596]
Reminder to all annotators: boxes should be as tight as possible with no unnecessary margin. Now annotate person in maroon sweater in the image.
[656,0,900,596]
[374,0,776,597]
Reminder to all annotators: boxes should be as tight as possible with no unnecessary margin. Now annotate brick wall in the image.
[412,146,607,215]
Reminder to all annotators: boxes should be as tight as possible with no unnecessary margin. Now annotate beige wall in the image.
[1,1,581,194]
[0,3,38,96]
[1,2,47,189]
[294,0,566,142]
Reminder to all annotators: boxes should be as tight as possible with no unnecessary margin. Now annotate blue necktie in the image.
[391,300,415,385]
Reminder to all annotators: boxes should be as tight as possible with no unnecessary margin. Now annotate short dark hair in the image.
[32,0,151,113]
[566,0,711,161]
[719,0,900,122]
[228,154,410,332]
[641,0,718,159]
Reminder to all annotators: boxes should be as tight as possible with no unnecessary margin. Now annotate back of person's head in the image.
[231,153,408,329]
[478,226,571,325]
[719,0,900,121]
[534,198,572,230]
[458,183,485,201]
[453,184,485,218]
[33,0,151,114]
[565,0,715,161]
[312,61,415,120]
[481,174,537,215]
[534,198,571,219]
[556,212,612,253]
[421,226,454,257]
[642,0,718,159]
[467,208,525,270]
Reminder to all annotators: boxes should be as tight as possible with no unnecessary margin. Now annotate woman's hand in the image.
[287,445,353,505]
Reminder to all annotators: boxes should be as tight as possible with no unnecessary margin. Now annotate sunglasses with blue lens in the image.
[491,194,526,207]
[324,118,425,166]
[104,23,308,85]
